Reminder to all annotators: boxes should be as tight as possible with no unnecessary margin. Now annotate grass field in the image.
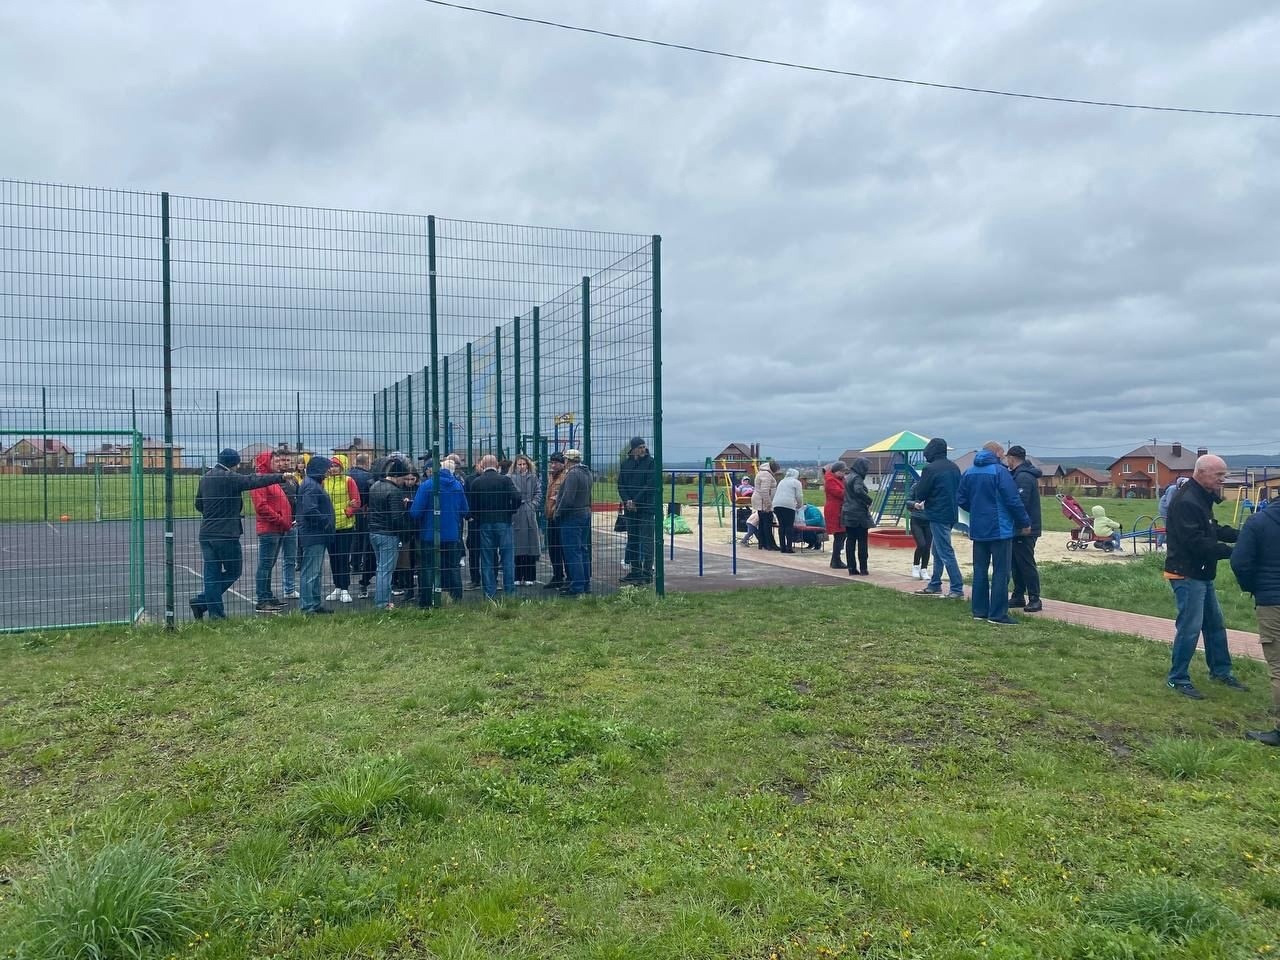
[2,587,1279,959]
[1042,552,1258,633]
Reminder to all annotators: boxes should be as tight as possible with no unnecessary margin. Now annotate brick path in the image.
[670,539,1263,661]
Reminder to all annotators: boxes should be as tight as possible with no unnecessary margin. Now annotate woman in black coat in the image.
[841,458,874,576]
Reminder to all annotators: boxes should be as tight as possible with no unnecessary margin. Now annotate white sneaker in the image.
[339,590,353,603]
[911,564,921,579]
[284,590,300,599]
[325,588,342,601]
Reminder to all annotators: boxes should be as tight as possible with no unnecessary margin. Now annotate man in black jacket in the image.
[192,448,284,620]
[618,436,656,585]
[1231,502,1280,744]
[911,437,964,599]
[469,454,523,599]
[1164,454,1246,699]
[348,453,376,599]
[1005,445,1043,613]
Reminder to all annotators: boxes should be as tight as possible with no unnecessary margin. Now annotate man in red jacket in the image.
[250,449,294,612]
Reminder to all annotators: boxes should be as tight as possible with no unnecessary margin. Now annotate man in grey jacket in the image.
[553,448,594,596]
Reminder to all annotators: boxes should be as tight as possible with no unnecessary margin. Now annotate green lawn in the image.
[0,474,202,522]
[2,588,1279,959]
[1042,552,1259,633]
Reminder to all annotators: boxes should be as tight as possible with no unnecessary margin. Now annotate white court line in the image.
[179,564,253,604]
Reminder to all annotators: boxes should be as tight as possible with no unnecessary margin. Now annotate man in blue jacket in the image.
[910,437,965,599]
[296,456,336,615]
[409,459,470,608]
[1232,503,1280,745]
[957,442,1031,625]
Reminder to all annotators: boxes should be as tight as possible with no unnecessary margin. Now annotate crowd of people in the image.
[742,439,1280,747]
[190,436,659,618]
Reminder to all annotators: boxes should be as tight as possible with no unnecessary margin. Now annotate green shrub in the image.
[295,756,445,837]
[1140,737,1240,780]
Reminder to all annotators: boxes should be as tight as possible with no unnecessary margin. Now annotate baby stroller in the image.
[1058,494,1122,552]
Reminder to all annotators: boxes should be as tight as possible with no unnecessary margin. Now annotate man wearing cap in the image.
[543,451,569,589]
[618,437,656,585]
[191,448,285,620]
[409,457,470,608]
[554,449,594,595]
[1005,445,1044,613]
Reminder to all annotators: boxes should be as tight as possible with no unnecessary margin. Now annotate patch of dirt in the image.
[1087,720,1136,759]
[791,680,811,695]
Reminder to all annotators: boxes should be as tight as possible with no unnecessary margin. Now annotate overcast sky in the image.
[3,0,1279,464]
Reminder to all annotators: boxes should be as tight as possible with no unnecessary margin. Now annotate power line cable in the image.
[419,0,1280,120]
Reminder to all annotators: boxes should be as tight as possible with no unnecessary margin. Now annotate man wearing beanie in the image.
[192,448,285,620]
[618,437,656,584]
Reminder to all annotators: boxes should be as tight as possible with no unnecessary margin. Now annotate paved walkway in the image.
[665,538,1263,662]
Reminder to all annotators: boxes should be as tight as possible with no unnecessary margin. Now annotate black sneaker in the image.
[1167,681,1205,700]
[255,599,284,613]
[1213,676,1249,692]
[987,616,1018,626]
[189,598,206,620]
[543,579,567,590]
[1023,600,1043,613]
[1008,596,1025,608]
[915,587,941,595]
[1245,729,1280,747]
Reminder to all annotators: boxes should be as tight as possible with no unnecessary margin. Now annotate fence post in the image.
[581,276,591,465]
[214,390,221,453]
[422,366,430,454]
[41,386,48,523]
[394,379,402,451]
[532,306,541,487]
[295,391,302,452]
[466,342,473,464]
[161,191,176,630]
[442,356,450,455]
[513,316,521,456]
[494,325,503,460]
[651,236,664,597]
[407,371,415,460]
[428,215,441,600]
[372,392,379,454]
[382,389,389,456]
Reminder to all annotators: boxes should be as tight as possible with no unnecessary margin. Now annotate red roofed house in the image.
[1108,443,1203,498]
[1062,467,1113,496]
[1,438,75,468]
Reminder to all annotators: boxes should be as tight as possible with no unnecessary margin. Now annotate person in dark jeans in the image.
[367,456,414,609]
[409,459,470,608]
[192,448,283,620]
[468,455,522,599]
[543,452,568,588]
[1165,454,1246,698]
[347,453,375,598]
[463,464,483,590]
[1005,445,1043,613]
[554,449,594,595]
[297,456,336,615]
[618,437,656,584]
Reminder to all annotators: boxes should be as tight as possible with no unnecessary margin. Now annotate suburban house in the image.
[1063,466,1113,495]
[332,436,377,460]
[84,438,185,469]
[712,442,758,478]
[1035,462,1066,495]
[1108,443,1203,497]
[1,438,75,468]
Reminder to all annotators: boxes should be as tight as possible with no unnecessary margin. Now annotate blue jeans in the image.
[971,538,1012,620]
[255,532,283,602]
[1168,578,1234,685]
[926,522,964,595]
[300,543,327,612]
[561,513,591,595]
[369,533,400,607]
[281,527,298,593]
[197,537,241,619]
[479,523,516,598]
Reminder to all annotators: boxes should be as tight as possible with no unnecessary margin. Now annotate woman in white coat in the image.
[771,468,805,554]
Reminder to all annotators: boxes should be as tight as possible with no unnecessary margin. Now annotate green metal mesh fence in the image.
[0,179,661,631]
